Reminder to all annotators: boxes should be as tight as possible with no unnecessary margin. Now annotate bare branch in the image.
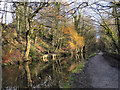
[0,10,15,13]
[29,2,49,19]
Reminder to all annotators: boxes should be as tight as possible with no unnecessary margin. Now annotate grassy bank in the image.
[64,62,85,88]
[64,53,97,88]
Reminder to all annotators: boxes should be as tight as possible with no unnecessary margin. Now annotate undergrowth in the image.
[64,62,85,88]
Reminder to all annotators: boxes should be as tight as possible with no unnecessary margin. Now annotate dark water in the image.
[2,55,81,88]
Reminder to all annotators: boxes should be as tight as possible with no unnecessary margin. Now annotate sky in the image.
[0,1,13,24]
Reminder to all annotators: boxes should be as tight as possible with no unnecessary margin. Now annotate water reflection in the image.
[2,65,26,88]
[2,55,83,88]
[75,54,80,61]
[24,62,32,87]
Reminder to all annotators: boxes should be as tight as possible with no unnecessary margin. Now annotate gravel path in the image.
[87,52,119,88]
[70,52,119,88]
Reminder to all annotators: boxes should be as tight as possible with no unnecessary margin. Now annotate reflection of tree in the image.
[24,62,32,87]
[2,56,81,88]
[52,58,63,74]
[30,62,50,77]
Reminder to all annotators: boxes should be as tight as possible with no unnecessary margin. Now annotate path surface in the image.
[70,52,119,88]
[87,52,119,88]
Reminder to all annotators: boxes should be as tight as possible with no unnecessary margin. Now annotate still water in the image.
[2,55,81,88]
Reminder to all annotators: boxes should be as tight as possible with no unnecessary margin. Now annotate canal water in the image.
[2,55,81,88]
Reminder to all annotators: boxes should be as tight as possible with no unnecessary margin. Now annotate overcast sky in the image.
[0,1,13,24]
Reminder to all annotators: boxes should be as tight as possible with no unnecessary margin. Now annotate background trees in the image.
[90,1,120,54]
[1,1,113,64]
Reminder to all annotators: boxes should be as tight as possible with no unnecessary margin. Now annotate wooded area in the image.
[1,0,120,88]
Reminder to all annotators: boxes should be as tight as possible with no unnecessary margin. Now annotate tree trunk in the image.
[80,47,84,61]
[24,34,31,61]
[24,62,32,87]
[34,36,37,45]
[24,18,31,61]
[17,15,20,37]
[83,46,86,59]
[0,12,3,90]
[4,2,7,24]
[113,5,120,53]
[23,4,31,61]
[115,11,120,53]
[15,3,20,38]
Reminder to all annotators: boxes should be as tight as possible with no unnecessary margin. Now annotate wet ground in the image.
[70,52,119,88]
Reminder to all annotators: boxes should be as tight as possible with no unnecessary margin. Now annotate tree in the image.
[23,2,49,61]
[112,1,120,53]
[62,26,85,59]
[87,0,120,54]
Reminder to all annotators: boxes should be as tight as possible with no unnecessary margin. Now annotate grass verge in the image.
[88,53,97,58]
[64,62,85,88]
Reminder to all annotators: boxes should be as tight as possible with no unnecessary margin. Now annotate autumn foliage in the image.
[62,26,84,50]
[2,50,22,65]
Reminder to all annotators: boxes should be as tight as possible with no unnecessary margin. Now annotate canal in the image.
[2,55,83,88]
